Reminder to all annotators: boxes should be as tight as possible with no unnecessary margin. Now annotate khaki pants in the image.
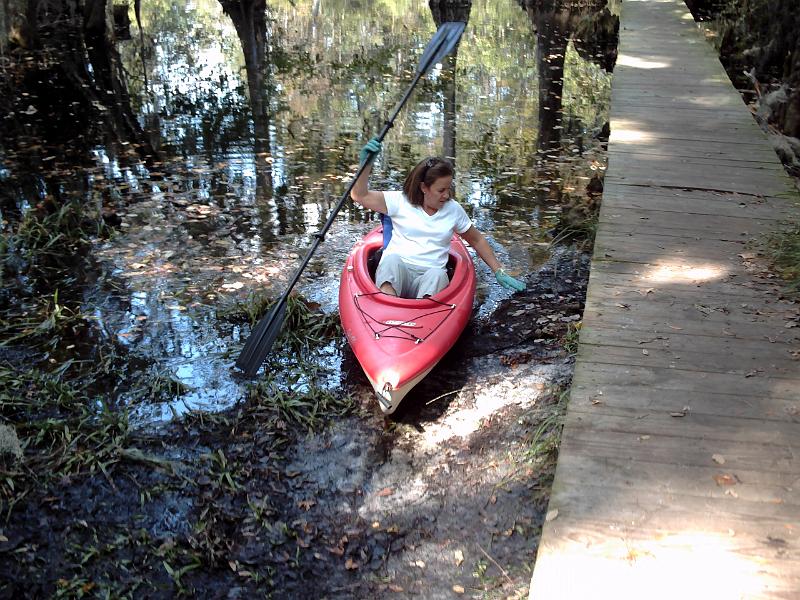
[375,253,449,298]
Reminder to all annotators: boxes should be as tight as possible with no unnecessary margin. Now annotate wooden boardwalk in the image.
[529,0,800,598]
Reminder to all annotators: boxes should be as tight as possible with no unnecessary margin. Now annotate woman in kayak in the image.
[351,137,526,299]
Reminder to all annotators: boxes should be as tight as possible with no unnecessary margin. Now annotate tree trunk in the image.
[219,0,270,149]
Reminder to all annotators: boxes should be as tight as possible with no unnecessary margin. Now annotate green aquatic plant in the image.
[247,365,355,431]
[224,292,342,350]
[6,198,108,277]
[0,290,91,354]
[0,364,131,507]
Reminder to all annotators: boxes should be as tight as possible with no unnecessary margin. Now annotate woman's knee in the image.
[417,268,449,297]
[375,254,406,288]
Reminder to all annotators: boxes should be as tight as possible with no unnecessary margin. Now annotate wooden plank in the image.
[553,449,800,508]
[608,148,787,172]
[559,413,800,475]
[568,380,797,421]
[598,206,784,234]
[599,187,798,220]
[578,321,798,350]
[605,167,790,197]
[608,120,768,145]
[593,232,757,259]
[580,309,794,344]
[576,342,800,379]
[596,219,769,241]
[572,361,800,401]
[609,144,782,165]
[585,269,790,302]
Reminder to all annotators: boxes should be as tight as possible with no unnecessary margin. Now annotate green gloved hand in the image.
[359,137,382,165]
[495,268,526,292]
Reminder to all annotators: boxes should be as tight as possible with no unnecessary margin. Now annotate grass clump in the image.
[0,363,131,511]
[247,367,355,431]
[522,387,569,466]
[0,290,91,352]
[223,293,341,350]
[563,321,582,356]
[2,197,109,284]
[766,223,800,291]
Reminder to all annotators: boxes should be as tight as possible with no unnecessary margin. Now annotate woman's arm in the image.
[459,226,502,272]
[351,139,388,213]
[459,226,526,292]
[350,163,388,214]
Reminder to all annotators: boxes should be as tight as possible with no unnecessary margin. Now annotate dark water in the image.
[1,0,614,423]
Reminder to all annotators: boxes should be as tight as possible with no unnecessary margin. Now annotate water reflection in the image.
[1,0,616,422]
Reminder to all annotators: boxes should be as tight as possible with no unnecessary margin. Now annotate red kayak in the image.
[339,227,476,413]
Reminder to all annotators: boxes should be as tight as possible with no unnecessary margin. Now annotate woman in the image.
[351,137,526,298]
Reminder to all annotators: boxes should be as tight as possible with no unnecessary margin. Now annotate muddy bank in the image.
[0,249,588,599]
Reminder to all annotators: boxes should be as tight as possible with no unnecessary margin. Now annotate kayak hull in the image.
[339,227,476,413]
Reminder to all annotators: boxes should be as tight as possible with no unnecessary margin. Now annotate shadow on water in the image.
[0,0,617,596]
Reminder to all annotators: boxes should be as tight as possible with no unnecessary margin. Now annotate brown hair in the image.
[402,157,454,207]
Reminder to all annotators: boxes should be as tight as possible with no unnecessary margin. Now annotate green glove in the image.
[359,137,382,165]
[495,268,526,292]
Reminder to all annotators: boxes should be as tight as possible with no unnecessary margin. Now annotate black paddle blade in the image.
[416,21,466,75]
[235,298,288,377]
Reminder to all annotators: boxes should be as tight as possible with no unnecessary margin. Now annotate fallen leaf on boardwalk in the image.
[377,487,393,497]
[615,303,631,309]
[767,536,787,547]
[545,509,559,522]
[638,435,651,441]
[642,349,649,356]
[454,549,464,566]
[667,324,683,330]
[714,473,737,486]
[413,559,426,568]
[637,288,655,296]
[453,585,465,594]
[712,454,726,465]
[345,558,359,570]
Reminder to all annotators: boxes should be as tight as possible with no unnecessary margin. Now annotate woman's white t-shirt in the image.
[382,190,472,270]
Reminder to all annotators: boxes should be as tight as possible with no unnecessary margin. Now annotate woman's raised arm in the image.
[351,138,388,214]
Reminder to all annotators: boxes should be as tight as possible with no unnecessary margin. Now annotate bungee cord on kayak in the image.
[352,291,457,344]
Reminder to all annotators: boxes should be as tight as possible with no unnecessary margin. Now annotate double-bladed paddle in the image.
[236,21,467,377]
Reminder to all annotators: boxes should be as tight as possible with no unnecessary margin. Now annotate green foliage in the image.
[222,292,342,349]
[563,321,582,355]
[247,368,355,431]
[4,198,108,278]
[521,387,570,465]
[0,363,131,498]
[766,223,800,291]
